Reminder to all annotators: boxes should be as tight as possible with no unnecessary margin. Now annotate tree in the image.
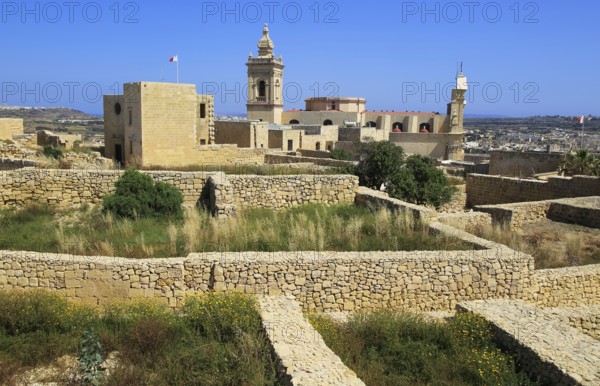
[103,169,183,219]
[389,155,457,207]
[353,141,405,190]
[560,149,600,176]
[353,142,456,208]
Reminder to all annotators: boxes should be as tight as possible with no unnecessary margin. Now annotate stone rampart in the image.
[547,197,600,228]
[489,150,563,177]
[466,174,600,207]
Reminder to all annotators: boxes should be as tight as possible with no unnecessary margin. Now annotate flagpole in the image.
[581,116,585,149]
[177,58,179,84]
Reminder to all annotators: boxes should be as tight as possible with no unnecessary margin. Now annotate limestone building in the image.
[104,82,215,166]
[0,118,24,140]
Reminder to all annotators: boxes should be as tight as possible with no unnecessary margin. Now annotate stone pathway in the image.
[257,295,365,386]
[459,299,600,385]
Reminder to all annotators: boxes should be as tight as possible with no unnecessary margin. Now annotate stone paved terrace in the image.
[257,295,365,386]
[458,299,600,385]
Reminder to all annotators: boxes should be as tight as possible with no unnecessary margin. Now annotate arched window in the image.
[366,121,377,127]
[392,122,404,132]
[258,81,266,98]
[289,119,300,124]
[419,123,431,133]
[323,119,333,126]
[316,142,321,150]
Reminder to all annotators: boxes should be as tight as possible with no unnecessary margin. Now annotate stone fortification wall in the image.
[264,153,353,168]
[489,150,563,177]
[466,174,600,207]
[545,305,600,340]
[437,212,492,233]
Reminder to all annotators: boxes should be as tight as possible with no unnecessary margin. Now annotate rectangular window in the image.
[200,103,206,119]
[200,139,206,145]
[287,139,293,151]
[128,110,132,126]
[130,140,133,155]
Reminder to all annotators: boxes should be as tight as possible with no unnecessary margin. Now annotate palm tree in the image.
[560,149,600,176]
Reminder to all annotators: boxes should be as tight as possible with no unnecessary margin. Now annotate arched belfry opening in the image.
[258,81,266,98]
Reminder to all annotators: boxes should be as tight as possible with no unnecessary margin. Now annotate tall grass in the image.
[0,290,277,385]
[0,204,472,258]
[309,311,538,386]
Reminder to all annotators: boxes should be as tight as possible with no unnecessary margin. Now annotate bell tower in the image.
[246,24,284,124]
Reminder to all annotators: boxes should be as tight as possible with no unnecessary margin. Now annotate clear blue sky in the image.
[1,0,598,117]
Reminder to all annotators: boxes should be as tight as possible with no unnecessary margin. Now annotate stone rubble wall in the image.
[437,212,492,233]
[0,227,534,312]
[436,184,467,213]
[265,153,354,168]
[0,142,38,159]
[548,197,600,228]
[0,158,39,171]
[211,174,359,212]
[0,169,215,208]
[544,305,600,340]
[473,196,600,231]
[466,174,600,207]
[257,295,365,386]
[458,299,600,385]
[354,187,436,224]
[524,264,600,308]
[0,169,359,212]
[474,200,552,231]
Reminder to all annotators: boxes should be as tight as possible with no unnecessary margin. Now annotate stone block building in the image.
[104,82,215,166]
[0,118,24,140]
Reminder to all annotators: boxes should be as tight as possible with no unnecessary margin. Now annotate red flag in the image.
[169,55,178,62]
[578,116,584,124]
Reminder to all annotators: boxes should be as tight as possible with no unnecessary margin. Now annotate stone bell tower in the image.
[246,24,284,124]
[448,67,468,134]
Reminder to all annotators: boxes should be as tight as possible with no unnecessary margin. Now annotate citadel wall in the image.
[0,118,24,140]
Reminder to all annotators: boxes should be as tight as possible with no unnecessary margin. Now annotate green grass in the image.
[0,290,278,385]
[0,204,473,258]
[309,311,538,386]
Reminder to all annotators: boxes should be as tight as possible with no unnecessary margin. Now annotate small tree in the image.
[353,142,456,208]
[43,145,63,160]
[103,169,183,219]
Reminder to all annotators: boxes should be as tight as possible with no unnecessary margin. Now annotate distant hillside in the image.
[0,107,103,138]
[0,107,100,121]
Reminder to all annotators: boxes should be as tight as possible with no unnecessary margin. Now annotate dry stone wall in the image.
[0,169,215,208]
[0,158,39,171]
[466,174,600,207]
[354,187,436,223]
[0,224,535,312]
[211,174,359,212]
[548,197,600,228]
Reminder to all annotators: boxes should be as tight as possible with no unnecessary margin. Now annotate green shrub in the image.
[43,145,63,160]
[330,148,354,161]
[182,293,262,343]
[103,169,183,219]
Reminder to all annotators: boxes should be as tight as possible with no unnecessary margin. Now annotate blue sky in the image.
[1,0,598,117]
